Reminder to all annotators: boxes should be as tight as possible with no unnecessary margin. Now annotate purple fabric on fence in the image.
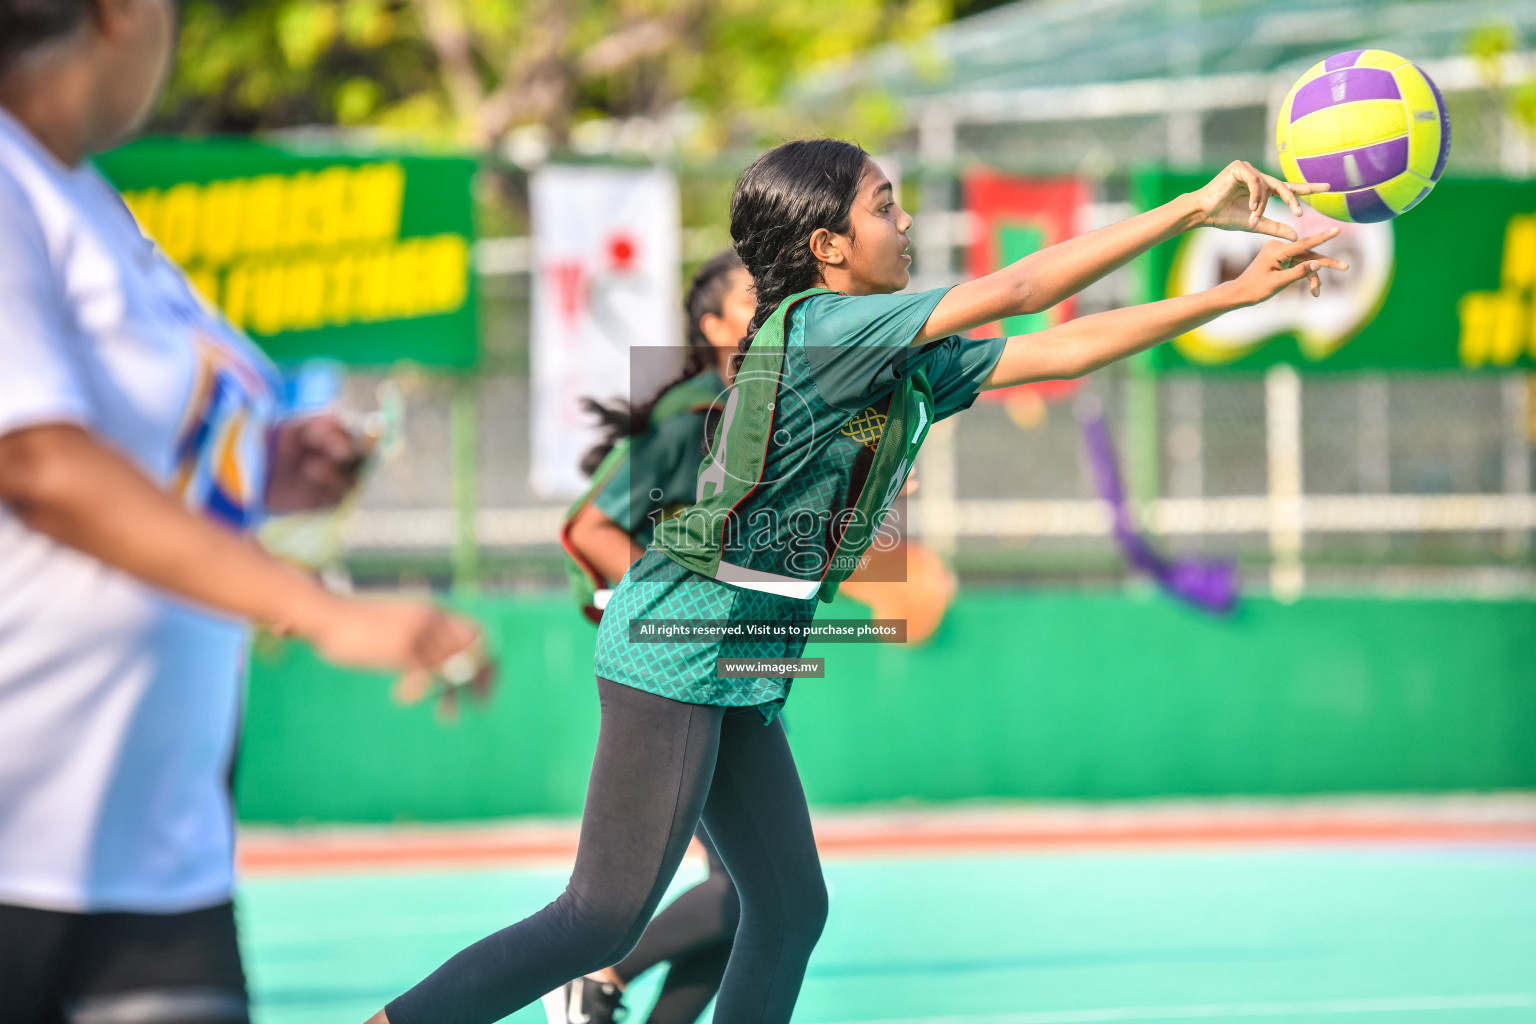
[1290,67,1400,122]
[1078,402,1239,615]
[1295,136,1408,190]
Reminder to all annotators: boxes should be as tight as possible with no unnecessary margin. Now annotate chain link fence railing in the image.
[334,319,1535,597]
[322,63,1536,598]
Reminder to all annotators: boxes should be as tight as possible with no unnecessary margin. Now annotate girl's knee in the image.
[702,871,743,928]
[741,870,826,949]
[796,873,829,942]
[556,888,653,968]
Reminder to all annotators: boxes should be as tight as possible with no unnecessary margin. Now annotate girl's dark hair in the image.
[578,249,744,476]
[0,0,94,74]
[730,138,869,353]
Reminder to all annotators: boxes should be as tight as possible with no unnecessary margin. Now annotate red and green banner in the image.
[964,170,1088,415]
[965,171,1087,337]
[96,138,479,368]
[1136,171,1536,372]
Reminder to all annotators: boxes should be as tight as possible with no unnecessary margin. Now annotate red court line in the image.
[237,818,1536,876]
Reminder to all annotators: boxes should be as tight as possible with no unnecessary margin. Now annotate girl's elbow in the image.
[1034,342,1091,382]
[0,427,84,517]
[1012,278,1047,317]
[567,509,605,551]
[1061,356,1099,381]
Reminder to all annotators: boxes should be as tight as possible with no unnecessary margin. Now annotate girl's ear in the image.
[699,311,734,350]
[808,227,845,267]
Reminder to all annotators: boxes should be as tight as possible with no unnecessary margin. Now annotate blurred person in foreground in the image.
[551,251,750,1024]
[0,2,488,1022]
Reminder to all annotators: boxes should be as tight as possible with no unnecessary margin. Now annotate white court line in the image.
[826,994,1536,1024]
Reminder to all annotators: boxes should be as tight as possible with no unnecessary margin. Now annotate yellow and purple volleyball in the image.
[1276,49,1451,223]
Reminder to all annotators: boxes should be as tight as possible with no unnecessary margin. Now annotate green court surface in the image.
[242,841,1536,1024]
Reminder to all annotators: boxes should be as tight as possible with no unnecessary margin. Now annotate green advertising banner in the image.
[96,138,478,368]
[1137,171,1536,372]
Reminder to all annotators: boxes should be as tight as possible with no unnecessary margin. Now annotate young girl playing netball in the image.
[547,251,753,1024]
[373,139,1341,1024]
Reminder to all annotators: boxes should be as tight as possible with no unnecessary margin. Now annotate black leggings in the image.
[0,901,248,1024]
[613,830,739,1024]
[386,679,826,1024]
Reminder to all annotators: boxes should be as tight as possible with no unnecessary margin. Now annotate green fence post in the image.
[450,376,480,593]
[1126,351,1161,506]
[1125,168,1162,507]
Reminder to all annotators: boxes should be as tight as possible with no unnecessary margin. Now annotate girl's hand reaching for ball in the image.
[1227,228,1350,306]
[1190,160,1330,241]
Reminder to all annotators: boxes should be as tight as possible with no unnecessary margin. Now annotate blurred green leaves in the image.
[164,0,440,134]
[1468,21,1536,139]
[156,0,952,154]
[275,1,337,70]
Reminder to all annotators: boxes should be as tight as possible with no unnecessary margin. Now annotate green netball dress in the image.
[594,288,1005,721]
[591,368,727,549]
[561,369,724,621]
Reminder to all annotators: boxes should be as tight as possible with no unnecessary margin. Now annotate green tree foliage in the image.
[159,0,953,152]
[1469,23,1536,135]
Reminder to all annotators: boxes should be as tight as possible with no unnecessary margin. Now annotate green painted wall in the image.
[235,593,1536,823]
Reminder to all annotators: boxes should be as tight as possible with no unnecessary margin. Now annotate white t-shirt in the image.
[0,108,281,913]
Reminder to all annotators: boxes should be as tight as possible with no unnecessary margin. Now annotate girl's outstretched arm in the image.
[917,161,1327,345]
[0,423,483,686]
[983,230,1348,388]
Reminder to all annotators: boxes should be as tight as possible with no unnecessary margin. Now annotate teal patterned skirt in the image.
[594,548,818,723]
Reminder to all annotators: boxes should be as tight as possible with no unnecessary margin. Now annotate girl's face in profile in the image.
[701,268,756,352]
[832,159,915,295]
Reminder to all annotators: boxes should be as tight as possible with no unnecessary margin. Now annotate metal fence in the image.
[329,254,1535,598]
[322,23,1536,597]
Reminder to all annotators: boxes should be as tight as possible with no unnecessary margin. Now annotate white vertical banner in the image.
[530,165,680,498]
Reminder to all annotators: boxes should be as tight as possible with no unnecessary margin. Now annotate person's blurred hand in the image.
[265,414,372,514]
[295,596,496,720]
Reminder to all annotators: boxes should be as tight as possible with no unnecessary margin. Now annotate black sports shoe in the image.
[541,976,627,1024]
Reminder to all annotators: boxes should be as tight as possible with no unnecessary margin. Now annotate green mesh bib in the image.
[653,289,934,603]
